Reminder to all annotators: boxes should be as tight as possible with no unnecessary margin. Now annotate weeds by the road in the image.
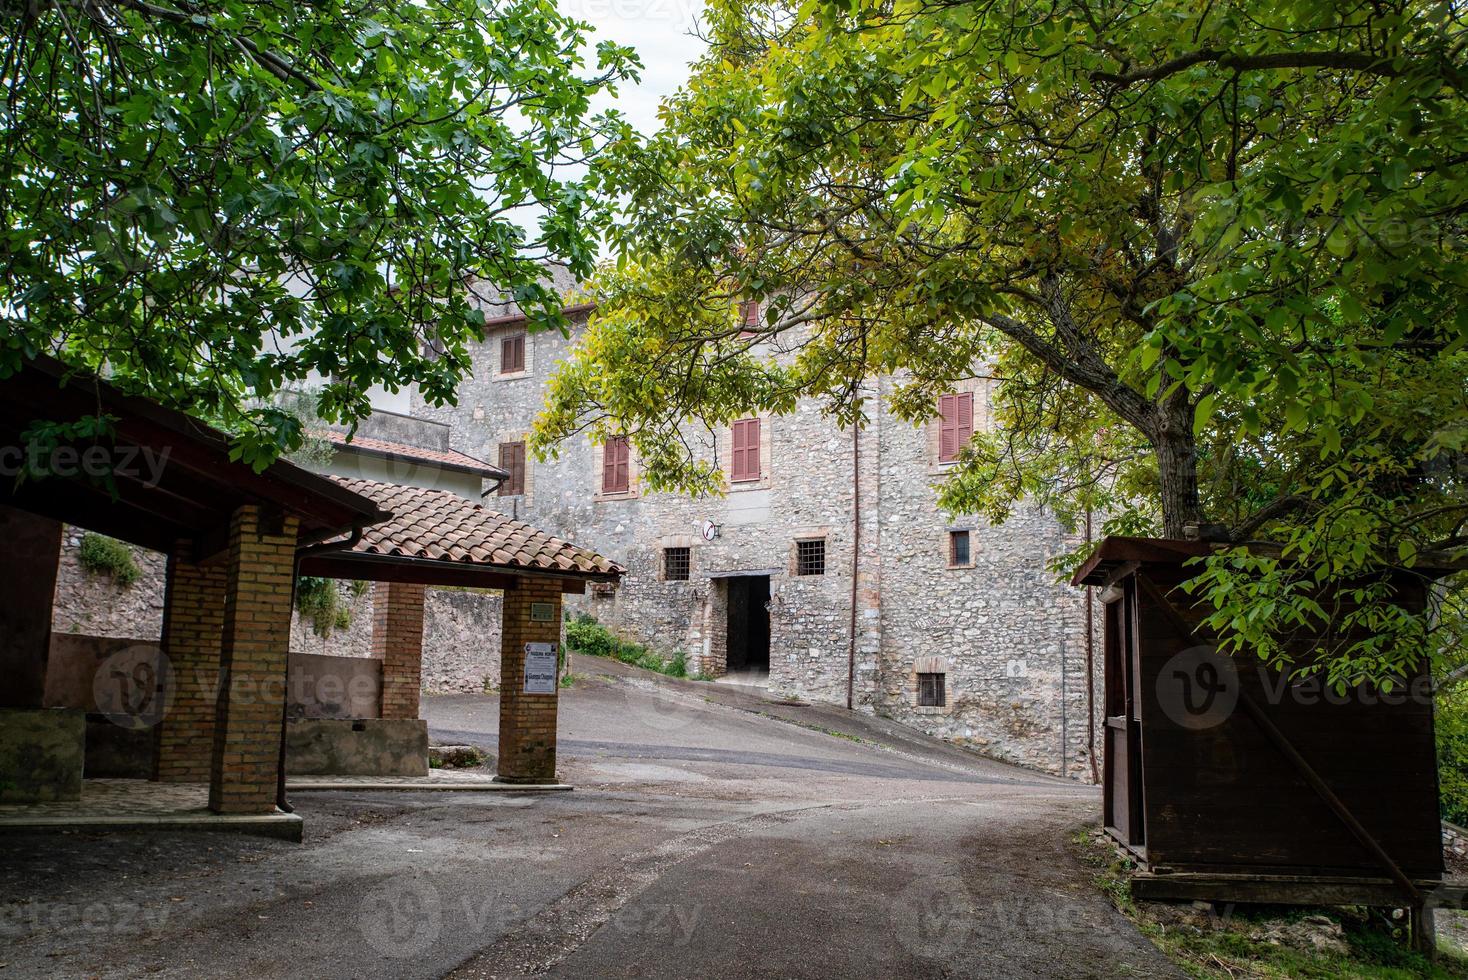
[565,614,708,680]
[1073,828,1468,978]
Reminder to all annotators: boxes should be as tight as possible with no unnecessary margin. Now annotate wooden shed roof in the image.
[0,356,387,557]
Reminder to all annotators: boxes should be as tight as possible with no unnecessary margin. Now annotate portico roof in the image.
[296,477,624,591]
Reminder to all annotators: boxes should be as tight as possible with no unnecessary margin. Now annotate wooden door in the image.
[1103,578,1146,849]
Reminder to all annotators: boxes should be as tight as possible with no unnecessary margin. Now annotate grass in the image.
[1072,828,1468,979]
[564,614,708,680]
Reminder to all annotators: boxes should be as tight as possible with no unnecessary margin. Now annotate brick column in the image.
[496,579,562,784]
[372,582,426,719]
[154,549,226,782]
[208,506,299,814]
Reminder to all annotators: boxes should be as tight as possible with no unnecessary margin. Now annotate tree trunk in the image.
[1152,405,1204,539]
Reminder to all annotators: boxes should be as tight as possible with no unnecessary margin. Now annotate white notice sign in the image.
[524,642,558,694]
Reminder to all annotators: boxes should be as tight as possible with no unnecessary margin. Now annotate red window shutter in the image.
[742,300,760,326]
[501,333,525,373]
[939,393,973,463]
[956,391,974,445]
[603,436,629,493]
[731,419,760,482]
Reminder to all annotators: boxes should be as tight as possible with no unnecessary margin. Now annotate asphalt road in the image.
[0,659,1178,979]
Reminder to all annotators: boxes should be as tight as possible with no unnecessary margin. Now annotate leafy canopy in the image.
[2,0,638,465]
[535,0,1468,686]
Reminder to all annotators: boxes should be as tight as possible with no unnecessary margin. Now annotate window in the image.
[602,435,630,494]
[498,441,526,496]
[500,332,526,374]
[739,300,760,337]
[663,546,691,581]
[730,418,761,483]
[918,672,946,707]
[938,392,974,463]
[795,538,826,576]
[948,529,971,567]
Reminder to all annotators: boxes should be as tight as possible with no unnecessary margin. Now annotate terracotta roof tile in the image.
[316,430,505,478]
[331,477,623,579]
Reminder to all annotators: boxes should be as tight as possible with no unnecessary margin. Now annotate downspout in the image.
[1085,507,1099,784]
[276,520,369,813]
[847,423,860,711]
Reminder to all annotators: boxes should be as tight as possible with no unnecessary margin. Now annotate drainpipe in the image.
[847,423,860,711]
[276,521,369,813]
[1085,507,1099,784]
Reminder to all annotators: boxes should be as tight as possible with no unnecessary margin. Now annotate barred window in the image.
[918,672,946,707]
[663,546,691,581]
[948,529,971,567]
[795,538,826,576]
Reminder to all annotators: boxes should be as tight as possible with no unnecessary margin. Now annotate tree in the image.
[534,0,1468,685]
[2,0,638,465]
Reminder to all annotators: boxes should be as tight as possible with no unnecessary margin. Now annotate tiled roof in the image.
[331,477,623,579]
[316,430,505,478]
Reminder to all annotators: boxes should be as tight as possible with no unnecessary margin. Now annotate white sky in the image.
[572,0,708,136]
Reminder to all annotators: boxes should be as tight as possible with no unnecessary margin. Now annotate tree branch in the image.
[1092,49,1403,87]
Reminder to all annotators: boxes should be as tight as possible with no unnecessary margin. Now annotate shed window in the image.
[795,538,826,577]
[497,441,525,496]
[918,672,946,707]
[731,418,761,483]
[602,436,631,494]
[500,332,526,374]
[938,392,974,463]
[663,546,691,581]
[948,529,971,567]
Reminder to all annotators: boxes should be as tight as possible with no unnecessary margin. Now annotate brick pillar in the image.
[208,506,299,814]
[0,506,61,708]
[154,549,226,781]
[372,582,426,720]
[496,579,562,784]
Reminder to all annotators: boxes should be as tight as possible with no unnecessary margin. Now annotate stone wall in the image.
[413,304,1104,779]
[52,528,168,640]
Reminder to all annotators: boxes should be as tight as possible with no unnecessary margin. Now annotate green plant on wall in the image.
[296,576,351,639]
[77,533,141,587]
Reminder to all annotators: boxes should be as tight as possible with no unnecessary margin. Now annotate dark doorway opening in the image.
[724,575,770,676]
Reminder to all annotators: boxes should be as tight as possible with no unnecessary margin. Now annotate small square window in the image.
[663,546,691,581]
[918,672,946,707]
[948,529,971,567]
[500,332,526,374]
[795,538,826,576]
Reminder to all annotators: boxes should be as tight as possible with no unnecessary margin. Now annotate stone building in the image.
[410,286,1102,779]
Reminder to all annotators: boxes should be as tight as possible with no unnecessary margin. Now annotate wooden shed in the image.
[1072,536,1452,930]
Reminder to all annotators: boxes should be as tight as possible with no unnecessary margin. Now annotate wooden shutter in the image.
[501,333,525,373]
[731,419,760,482]
[498,442,525,496]
[602,436,630,493]
[939,392,973,463]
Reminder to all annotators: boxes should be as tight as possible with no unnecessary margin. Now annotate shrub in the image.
[77,533,141,587]
[565,614,698,680]
[1439,684,1468,825]
[296,576,351,638]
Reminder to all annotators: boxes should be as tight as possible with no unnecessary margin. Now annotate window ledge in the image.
[494,370,531,381]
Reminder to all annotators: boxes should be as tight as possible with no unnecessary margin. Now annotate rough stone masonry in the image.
[407,280,1104,779]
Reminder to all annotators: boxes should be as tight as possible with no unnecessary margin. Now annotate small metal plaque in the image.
[524,642,558,694]
[530,602,556,623]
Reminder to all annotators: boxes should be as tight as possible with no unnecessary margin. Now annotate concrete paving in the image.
[0,658,1178,979]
